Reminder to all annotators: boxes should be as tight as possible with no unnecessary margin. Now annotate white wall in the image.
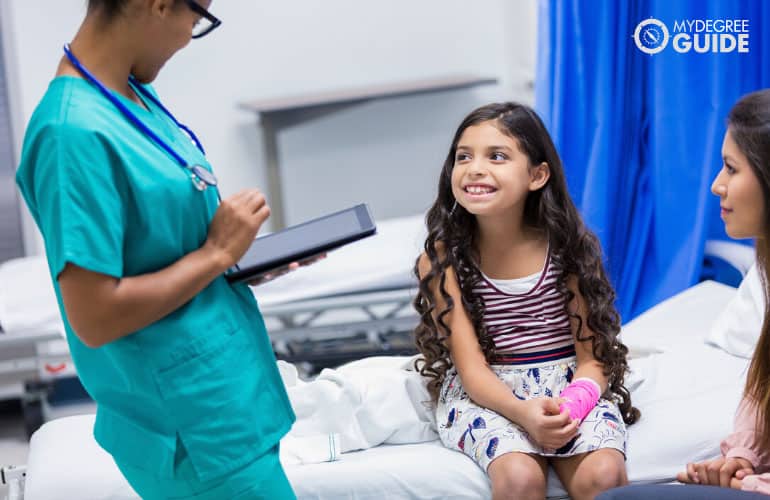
[4,0,537,255]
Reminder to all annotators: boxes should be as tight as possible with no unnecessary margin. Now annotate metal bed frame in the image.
[0,283,420,435]
[261,286,419,375]
[0,326,72,437]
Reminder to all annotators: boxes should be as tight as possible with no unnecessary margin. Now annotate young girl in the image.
[413,102,639,500]
[599,90,770,500]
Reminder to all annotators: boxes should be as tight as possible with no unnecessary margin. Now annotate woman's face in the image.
[131,0,213,83]
[711,129,765,239]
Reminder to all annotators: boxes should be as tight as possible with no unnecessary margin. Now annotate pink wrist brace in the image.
[559,378,601,422]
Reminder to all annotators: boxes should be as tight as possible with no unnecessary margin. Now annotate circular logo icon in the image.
[634,18,669,54]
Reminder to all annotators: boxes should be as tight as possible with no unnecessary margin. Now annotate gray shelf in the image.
[240,74,497,115]
[239,73,498,229]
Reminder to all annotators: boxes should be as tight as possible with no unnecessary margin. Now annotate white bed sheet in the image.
[0,256,61,335]
[23,281,747,499]
[621,280,738,355]
[288,344,747,498]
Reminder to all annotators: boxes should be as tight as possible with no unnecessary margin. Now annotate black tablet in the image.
[225,203,377,284]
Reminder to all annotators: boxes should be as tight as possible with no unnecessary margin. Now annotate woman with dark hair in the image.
[412,102,638,500]
[599,90,770,499]
[15,1,302,498]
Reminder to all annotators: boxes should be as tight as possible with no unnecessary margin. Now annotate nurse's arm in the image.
[58,247,226,348]
[58,188,271,348]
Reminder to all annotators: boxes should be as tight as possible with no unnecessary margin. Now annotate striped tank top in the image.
[473,253,575,364]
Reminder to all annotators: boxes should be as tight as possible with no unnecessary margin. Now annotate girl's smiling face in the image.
[451,120,548,218]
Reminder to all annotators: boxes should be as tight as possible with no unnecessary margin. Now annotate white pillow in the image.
[621,280,736,358]
[706,263,764,358]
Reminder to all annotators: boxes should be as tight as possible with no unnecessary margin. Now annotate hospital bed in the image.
[0,256,74,436]
[5,277,750,500]
[254,213,425,372]
[0,214,426,435]
[0,212,754,498]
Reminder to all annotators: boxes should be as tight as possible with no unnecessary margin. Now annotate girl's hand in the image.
[677,457,753,487]
[204,189,271,270]
[248,253,327,286]
[518,397,580,449]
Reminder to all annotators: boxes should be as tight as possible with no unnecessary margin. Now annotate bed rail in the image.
[261,287,419,374]
[1,465,26,500]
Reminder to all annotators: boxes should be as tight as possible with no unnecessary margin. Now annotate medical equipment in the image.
[0,465,26,500]
[0,326,70,437]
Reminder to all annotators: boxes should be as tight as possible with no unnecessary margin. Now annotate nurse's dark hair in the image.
[732,89,770,452]
[87,0,182,20]
[87,0,129,19]
[412,101,639,425]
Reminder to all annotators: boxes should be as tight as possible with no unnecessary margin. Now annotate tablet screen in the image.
[239,209,364,268]
[226,204,376,283]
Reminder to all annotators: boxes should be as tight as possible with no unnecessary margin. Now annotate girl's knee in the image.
[489,454,546,500]
[573,452,626,495]
[491,470,546,500]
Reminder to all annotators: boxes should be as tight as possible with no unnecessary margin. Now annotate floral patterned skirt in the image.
[436,357,626,472]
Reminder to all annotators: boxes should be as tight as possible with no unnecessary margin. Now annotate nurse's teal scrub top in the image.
[15,76,295,481]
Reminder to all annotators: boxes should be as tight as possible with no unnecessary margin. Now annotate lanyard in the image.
[62,44,219,196]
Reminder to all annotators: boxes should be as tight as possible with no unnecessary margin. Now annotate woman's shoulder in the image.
[19,81,126,186]
[23,78,130,159]
[30,77,121,134]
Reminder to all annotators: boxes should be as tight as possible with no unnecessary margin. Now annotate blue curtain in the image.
[536,0,770,320]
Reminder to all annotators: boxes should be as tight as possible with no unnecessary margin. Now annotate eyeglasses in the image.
[185,0,221,39]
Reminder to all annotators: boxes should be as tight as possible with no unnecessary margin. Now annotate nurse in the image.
[16,1,299,498]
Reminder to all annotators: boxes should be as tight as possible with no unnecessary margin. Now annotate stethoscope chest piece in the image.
[189,164,217,191]
[190,174,207,191]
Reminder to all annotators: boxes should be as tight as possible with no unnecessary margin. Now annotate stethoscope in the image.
[62,44,220,199]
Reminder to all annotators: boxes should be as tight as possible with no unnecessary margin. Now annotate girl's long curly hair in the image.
[413,102,639,425]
